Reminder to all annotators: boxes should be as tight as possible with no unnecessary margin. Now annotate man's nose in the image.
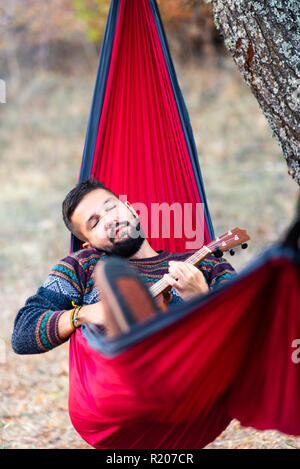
[103,213,120,232]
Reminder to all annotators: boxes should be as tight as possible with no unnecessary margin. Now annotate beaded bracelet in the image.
[72,306,81,329]
[70,301,82,330]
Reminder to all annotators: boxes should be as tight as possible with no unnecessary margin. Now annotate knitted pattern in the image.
[12,248,236,354]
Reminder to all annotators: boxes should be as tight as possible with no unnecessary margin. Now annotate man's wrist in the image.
[76,305,88,327]
[70,302,105,328]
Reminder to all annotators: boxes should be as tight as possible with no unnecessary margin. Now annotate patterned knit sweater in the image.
[11,248,236,355]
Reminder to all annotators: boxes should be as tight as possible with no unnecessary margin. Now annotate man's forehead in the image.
[73,190,117,219]
[82,189,116,207]
[84,197,117,223]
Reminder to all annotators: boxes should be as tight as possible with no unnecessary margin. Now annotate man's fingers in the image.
[169,262,195,283]
[163,273,179,287]
[184,263,203,276]
[185,264,207,283]
[169,261,188,277]
[167,261,209,299]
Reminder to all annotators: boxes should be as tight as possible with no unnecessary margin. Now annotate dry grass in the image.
[0,54,299,449]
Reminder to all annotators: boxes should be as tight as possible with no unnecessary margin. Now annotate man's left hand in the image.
[163,261,209,301]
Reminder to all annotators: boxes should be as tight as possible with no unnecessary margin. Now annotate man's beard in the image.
[96,220,145,258]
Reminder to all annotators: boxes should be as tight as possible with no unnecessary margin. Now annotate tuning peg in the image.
[241,243,248,249]
[229,249,235,256]
[213,246,223,258]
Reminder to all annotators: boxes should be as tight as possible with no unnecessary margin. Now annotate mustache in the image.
[107,221,130,238]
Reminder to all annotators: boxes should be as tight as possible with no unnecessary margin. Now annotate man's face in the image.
[71,188,145,257]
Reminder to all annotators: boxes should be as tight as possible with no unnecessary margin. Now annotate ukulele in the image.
[150,227,250,310]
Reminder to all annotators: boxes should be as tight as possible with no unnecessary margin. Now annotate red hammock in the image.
[69,243,300,449]
[72,0,214,253]
[68,0,300,449]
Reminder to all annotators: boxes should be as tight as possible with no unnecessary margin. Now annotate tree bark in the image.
[211,0,300,186]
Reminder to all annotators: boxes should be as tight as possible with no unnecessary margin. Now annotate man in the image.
[12,179,236,354]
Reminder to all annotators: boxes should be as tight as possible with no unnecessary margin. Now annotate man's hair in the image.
[62,178,118,234]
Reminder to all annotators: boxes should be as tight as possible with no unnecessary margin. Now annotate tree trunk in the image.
[211,0,300,186]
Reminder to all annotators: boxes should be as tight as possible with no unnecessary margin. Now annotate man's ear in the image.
[82,242,92,249]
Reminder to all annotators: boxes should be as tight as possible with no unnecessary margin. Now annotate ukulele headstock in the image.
[207,228,250,258]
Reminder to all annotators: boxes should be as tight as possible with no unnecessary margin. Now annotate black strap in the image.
[283,220,300,251]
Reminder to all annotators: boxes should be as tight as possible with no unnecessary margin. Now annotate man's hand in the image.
[163,261,209,301]
[78,302,105,327]
[58,302,105,340]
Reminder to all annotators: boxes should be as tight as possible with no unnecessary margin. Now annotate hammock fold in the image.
[69,243,300,449]
[71,0,214,253]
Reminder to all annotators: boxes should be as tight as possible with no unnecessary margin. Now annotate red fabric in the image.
[90,0,210,252]
[68,254,300,448]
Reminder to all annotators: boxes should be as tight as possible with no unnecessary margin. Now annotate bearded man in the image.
[12,179,236,353]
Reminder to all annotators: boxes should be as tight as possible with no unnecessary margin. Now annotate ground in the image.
[0,53,299,449]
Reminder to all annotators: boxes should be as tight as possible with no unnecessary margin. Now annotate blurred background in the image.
[0,0,299,449]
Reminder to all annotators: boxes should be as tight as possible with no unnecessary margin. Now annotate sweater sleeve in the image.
[11,255,85,355]
[198,254,237,290]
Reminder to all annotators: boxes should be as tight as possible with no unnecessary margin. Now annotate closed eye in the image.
[91,218,99,229]
[106,204,116,211]
[89,203,117,230]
